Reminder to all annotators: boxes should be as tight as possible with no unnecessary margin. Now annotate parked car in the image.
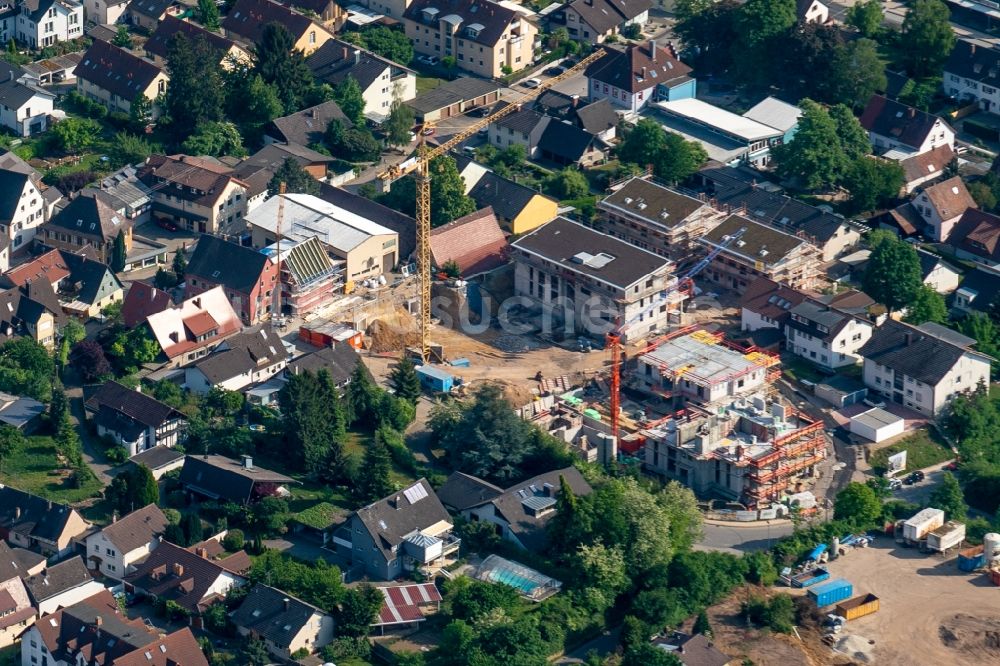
[156,219,179,232]
[421,126,435,136]
[910,470,925,482]
[544,65,565,76]
[478,126,489,137]
[463,145,477,156]
[426,55,440,66]
[889,478,903,491]
[863,397,886,409]
[522,78,541,89]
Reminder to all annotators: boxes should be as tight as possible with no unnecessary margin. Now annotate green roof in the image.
[292,502,348,530]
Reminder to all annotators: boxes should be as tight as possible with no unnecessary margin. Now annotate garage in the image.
[849,407,905,443]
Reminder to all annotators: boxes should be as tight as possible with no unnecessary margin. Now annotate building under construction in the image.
[641,395,826,507]
[636,328,780,405]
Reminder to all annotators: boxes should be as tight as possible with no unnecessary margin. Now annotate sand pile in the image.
[366,311,420,353]
[833,634,875,663]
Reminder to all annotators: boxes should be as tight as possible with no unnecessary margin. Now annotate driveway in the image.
[64,382,114,485]
[262,537,349,568]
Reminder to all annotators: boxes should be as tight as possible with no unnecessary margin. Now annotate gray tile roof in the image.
[24,556,95,604]
[180,454,295,503]
[85,380,185,429]
[186,234,273,295]
[230,584,327,648]
[129,445,185,470]
[353,479,452,562]
[858,319,992,385]
[193,325,286,384]
[0,486,84,546]
[600,177,704,229]
[488,467,592,552]
[99,504,168,554]
[574,98,617,135]
[436,471,503,511]
[76,40,164,104]
[701,214,810,267]
[406,77,500,114]
[404,0,518,47]
[268,100,351,147]
[0,541,44,582]
[285,343,361,387]
[467,170,552,223]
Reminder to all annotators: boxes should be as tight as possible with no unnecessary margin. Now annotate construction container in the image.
[450,358,471,368]
[958,545,986,572]
[989,567,1000,586]
[903,508,945,543]
[298,322,364,350]
[808,578,853,608]
[416,365,454,393]
[927,521,966,552]
[791,567,830,589]
[834,593,880,621]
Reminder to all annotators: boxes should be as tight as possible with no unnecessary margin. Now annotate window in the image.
[309,30,316,44]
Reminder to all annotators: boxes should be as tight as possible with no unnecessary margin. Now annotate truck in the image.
[926,521,966,553]
[834,593,880,621]
[901,508,945,545]
[790,567,830,588]
[808,578,853,608]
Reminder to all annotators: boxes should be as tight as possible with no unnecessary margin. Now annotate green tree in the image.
[674,0,740,73]
[618,119,706,183]
[197,0,221,31]
[267,157,319,196]
[334,76,366,127]
[131,464,160,508]
[356,431,393,502]
[52,118,100,154]
[903,285,948,324]
[337,585,383,637]
[112,25,133,48]
[969,181,998,210]
[0,337,54,401]
[345,361,378,426]
[357,26,414,65]
[658,481,704,553]
[278,370,347,478]
[862,230,922,313]
[154,268,174,291]
[164,34,225,141]
[735,0,797,86]
[182,121,246,157]
[172,248,187,278]
[254,23,317,112]
[693,610,713,637]
[843,157,903,213]
[224,65,284,142]
[830,103,872,160]
[623,644,684,666]
[743,550,779,585]
[111,133,153,168]
[241,637,269,666]
[0,425,23,473]
[902,0,955,77]
[379,156,476,227]
[959,312,1000,377]
[388,356,421,404]
[929,471,968,521]
[385,99,416,147]
[772,99,848,190]
[546,168,590,199]
[111,231,127,273]
[128,94,152,130]
[847,0,883,37]
[834,481,883,525]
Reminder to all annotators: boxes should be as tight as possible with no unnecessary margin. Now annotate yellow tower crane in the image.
[376,48,606,362]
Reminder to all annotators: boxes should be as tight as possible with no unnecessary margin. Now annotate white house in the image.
[859,320,993,417]
[23,556,106,616]
[911,176,977,242]
[14,0,84,48]
[785,301,874,370]
[184,326,288,395]
[0,154,50,252]
[84,381,188,457]
[586,40,695,113]
[916,247,961,294]
[84,504,168,580]
[796,0,829,23]
[859,94,955,157]
[0,62,54,137]
[307,39,416,120]
[231,585,335,660]
[944,39,1000,114]
[84,0,128,24]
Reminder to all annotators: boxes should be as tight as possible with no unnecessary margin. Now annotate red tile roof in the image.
[429,207,507,276]
[1,249,69,287]
[183,310,219,337]
[121,282,173,328]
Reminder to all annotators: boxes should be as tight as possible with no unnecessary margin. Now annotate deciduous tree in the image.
[843,156,903,213]
[929,471,968,521]
[268,157,319,196]
[334,76,366,127]
[847,0,883,37]
[772,99,848,190]
[52,118,100,154]
[902,0,955,77]
[834,481,882,525]
[379,156,476,226]
[862,230,922,313]
[384,99,415,147]
[903,284,948,325]
[829,39,886,109]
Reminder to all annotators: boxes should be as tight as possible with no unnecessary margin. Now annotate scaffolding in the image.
[742,416,826,506]
[642,328,780,390]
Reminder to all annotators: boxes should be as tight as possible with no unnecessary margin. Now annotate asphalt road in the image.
[698,521,796,554]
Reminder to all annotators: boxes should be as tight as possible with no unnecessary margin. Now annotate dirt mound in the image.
[938,614,1000,659]
[366,314,420,353]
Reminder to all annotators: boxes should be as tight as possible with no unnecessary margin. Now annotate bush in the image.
[222,529,245,551]
[741,594,795,633]
[103,445,128,464]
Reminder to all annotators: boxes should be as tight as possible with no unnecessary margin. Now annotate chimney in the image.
[196,547,207,558]
[571,94,579,108]
[641,66,646,79]
[342,46,348,60]
[909,107,916,118]
[94,616,103,627]
[172,563,184,577]
[649,39,657,62]
[242,455,253,469]
[310,108,317,119]
[112,511,118,523]
[904,331,913,346]
[283,598,290,611]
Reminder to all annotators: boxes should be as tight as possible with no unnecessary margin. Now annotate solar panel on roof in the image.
[403,482,428,504]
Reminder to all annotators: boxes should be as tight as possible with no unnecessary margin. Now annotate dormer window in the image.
[422,6,439,22]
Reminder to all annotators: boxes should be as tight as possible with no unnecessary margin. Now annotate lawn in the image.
[0,435,103,504]
[780,356,827,384]
[869,428,954,475]
[416,76,444,94]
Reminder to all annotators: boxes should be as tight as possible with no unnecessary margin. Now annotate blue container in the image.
[417,365,454,393]
[808,578,853,608]
[450,358,471,368]
[792,567,830,589]
[958,552,985,572]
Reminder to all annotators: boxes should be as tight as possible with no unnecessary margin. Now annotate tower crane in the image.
[376,48,607,362]
[606,226,748,442]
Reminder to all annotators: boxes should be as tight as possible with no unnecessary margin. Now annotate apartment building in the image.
[404,0,537,78]
[137,154,248,236]
[585,40,694,112]
[548,0,650,44]
[223,0,334,54]
[6,0,84,48]
[944,39,1000,115]
[308,39,417,118]
[76,40,167,118]
[595,176,727,262]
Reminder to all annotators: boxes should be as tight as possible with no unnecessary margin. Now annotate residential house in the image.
[0,280,64,348]
[536,119,608,166]
[916,247,961,294]
[236,143,336,211]
[403,0,538,78]
[739,276,809,333]
[651,632,735,666]
[859,319,992,416]
[344,479,458,580]
[596,176,727,262]
[898,144,955,194]
[566,97,618,142]
[125,0,183,30]
[267,236,341,317]
[230,584,335,660]
[86,0,129,24]
[124,541,246,618]
[0,486,91,557]
[548,0,650,44]
[784,300,874,370]
[23,556,104,615]
[184,325,287,394]
[84,504,168,580]
[127,445,185,480]
[247,193,399,282]
[286,0,347,27]
[120,281,172,328]
[12,0,84,48]
[20,591,209,666]
[447,467,593,552]
[223,0,334,54]
[488,102,549,157]
[143,15,250,69]
[265,99,351,148]
[0,153,51,253]
[76,40,168,118]
[145,285,243,366]
[429,207,507,276]
[741,96,802,144]
[0,541,42,648]
[41,191,133,264]
[179,454,296,503]
[84,380,187,456]
[58,250,125,319]
[307,39,417,119]
[509,216,682,342]
[796,0,828,23]
[436,471,502,512]
[699,214,823,293]
[185,235,279,326]
[137,154,248,237]
[859,94,955,157]
[455,156,559,234]
[953,267,1000,315]
[0,61,54,137]
[405,76,501,123]
[944,39,1000,114]
[908,175,976,242]
[950,207,1000,270]
[246,342,359,407]
[0,392,44,431]
[696,166,863,262]
[585,40,694,112]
